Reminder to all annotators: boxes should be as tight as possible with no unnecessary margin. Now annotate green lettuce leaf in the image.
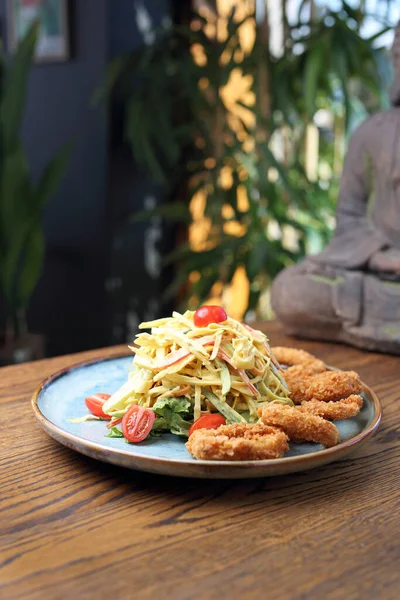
[105,426,124,438]
[152,397,193,437]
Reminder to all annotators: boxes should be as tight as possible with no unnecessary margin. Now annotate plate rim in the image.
[31,354,383,473]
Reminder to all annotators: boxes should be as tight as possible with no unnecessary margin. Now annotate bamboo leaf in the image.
[304,45,324,118]
[333,48,351,129]
[245,234,270,282]
[366,27,392,43]
[163,267,191,300]
[190,269,219,304]
[163,243,194,265]
[130,203,192,224]
[92,54,132,106]
[125,98,166,182]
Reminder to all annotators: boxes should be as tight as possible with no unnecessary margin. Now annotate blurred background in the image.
[0,0,398,364]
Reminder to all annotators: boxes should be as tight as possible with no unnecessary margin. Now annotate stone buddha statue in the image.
[271,21,400,354]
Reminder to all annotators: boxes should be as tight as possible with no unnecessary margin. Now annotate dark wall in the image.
[0,0,109,356]
[0,0,176,356]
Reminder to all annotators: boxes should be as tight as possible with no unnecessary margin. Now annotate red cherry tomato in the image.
[194,305,227,327]
[85,393,111,419]
[189,414,226,436]
[122,405,155,443]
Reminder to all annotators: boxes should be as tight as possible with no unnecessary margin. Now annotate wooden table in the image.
[1,322,399,600]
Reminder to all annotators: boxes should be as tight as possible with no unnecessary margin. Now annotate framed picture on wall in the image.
[7,0,70,62]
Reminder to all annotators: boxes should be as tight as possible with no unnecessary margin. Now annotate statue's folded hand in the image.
[368,248,400,273]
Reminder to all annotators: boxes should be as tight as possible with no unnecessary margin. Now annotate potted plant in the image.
[99,2,388,322]
[0,24,70,365]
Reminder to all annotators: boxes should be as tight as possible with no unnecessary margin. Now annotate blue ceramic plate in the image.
[32,355,382,479]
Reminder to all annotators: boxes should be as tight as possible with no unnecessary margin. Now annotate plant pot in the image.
[0,332,46,366]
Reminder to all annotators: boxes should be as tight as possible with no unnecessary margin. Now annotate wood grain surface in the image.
[1,322,399,600]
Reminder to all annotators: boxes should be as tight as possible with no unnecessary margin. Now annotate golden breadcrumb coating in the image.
[283,364,327,403]
[299,370,362,402]
[272,346,326,372]
[186,423,289,461]
[300,394,363,420]
[259,403,340,448]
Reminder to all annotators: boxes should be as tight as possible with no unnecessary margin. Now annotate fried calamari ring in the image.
[300,395,363,420]
[284,363,327,380]
[259,404,340,448]
[271,346,327,403]
[272,346,326,372]
[299,370,362,403]
[186,423,289,461]
[283,365,327,404]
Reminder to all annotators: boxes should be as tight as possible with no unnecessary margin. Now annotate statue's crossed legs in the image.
[271,259,400,354]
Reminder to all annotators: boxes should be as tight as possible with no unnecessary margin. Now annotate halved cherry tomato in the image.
[122,405,155,443]
[188,414,226,436]
[194,305,227,327]
[85,393,111,419]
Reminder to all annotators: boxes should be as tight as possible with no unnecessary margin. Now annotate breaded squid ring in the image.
[272,346,326,372]
[186,423,289,461]
[283,364,327,404]
[300,395,363,421]
[284,363,327,380]
[299,370,362,403]
[259,404,340,448]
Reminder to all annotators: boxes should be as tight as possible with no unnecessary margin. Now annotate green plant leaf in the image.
[94,1,386,318]
[245,234,270,282]
[304,44,324,118]
[366,27,392,43]
[18,227,45,308]
[162,267,192,301]
[0,40,6,98]
[341,2,363,25]
[35,142,72,210]
[92,54,132,106]
[1,219,32,307]
[190,269,219,304]
[163,242,194,265]
[125,98,166,182]
[130,202,192,224]
[0,139,69,312]
[0,22,38,152]
[333,48,351,129]
[0,145,30,243]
